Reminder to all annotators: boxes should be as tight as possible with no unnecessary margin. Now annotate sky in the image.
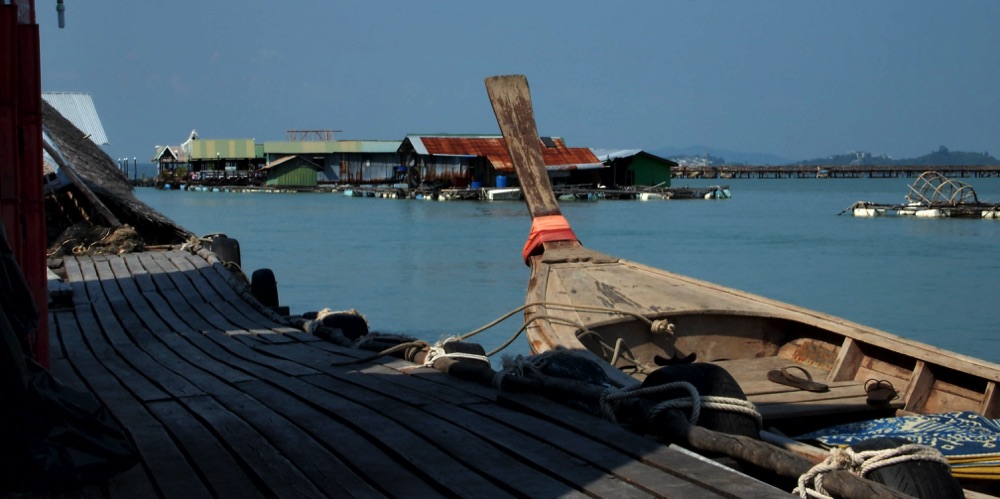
[37,1,1000,163]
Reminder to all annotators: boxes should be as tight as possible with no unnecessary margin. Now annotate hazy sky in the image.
[38,1,1000,162]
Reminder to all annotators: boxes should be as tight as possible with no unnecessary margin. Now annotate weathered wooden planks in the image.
[49,250,785,498]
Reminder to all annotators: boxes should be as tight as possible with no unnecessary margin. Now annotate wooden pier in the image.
[677,164,1000,179]
[46,248,783,498]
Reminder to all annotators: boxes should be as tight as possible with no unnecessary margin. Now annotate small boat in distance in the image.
[483,186,523,201]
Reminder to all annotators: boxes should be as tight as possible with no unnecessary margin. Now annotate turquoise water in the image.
[135,178,1000,363]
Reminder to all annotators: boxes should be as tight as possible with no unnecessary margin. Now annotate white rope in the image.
[793,443,951,499]
[598,381,762,429]
[398,341,490,373]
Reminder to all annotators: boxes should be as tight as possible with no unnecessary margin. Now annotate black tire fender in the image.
[250,269,279,308]
[640,362,760,439]
[850,437,962,498]
[210,235,241,267]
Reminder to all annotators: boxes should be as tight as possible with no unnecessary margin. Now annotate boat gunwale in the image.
[526,252,1000,384]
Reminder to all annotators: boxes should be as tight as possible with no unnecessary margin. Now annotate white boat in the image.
[484,187,522,201]
[849,201,888,217]
[915,208,948,218]
[638,192,667,201]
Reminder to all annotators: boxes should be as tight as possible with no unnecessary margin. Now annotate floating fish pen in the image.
[843,172,1000,218]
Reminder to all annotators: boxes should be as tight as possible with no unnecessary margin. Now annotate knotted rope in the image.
[794,444,950,499]
[599,382,762,430]
[399,337,490,373]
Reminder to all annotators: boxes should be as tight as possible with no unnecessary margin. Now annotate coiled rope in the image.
[494,355,761,430]
[793,444,950,499]
[599,382,762,430]
[399,338,491,373]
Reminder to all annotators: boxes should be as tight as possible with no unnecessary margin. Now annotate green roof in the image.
[261,140,401,154]
[188,139,258,159]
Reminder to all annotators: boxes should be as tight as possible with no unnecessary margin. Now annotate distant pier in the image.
[677,164,1000,179]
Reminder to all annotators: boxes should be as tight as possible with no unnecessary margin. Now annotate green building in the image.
[592,149,677,188]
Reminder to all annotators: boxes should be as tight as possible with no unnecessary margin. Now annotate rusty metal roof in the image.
[406,135,602,172]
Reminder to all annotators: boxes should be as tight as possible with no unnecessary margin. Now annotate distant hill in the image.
[793,146,999,167]
[648,145,791,166]
[650,144,999,166]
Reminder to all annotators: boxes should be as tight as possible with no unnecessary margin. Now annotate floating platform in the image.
[843,172,1000,218]
[45,248,783,497]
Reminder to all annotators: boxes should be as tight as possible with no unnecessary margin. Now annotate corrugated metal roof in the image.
[590,148,678,167]
[261,140,401,155]
[188,139,258,159]
[259,155,322,171]
[41,92,110,145]
[591,148,643,161]
[406,134,602,172]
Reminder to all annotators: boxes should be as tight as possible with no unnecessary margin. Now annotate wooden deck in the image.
[47,250,785,498]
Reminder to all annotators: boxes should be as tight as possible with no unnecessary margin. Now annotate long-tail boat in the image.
[485,74,1000,496]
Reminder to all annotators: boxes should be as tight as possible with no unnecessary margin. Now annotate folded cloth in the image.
[798,411,1000,478]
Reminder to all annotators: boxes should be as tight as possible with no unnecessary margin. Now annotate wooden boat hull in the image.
[524,245,1000,431]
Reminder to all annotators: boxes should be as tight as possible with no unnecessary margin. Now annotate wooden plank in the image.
[168,251,297,335]
[494,392,785,498]
[179,394,326,499]
[206,381,384,498]
[282,374,517,498]
[137,252,272,337]
[980,381,1000,418]
[236,378,439,498]
[105,255,255,384]
[829,336,865,382]
[52,311,212,498]
[62,258,170,402]
[426,403,695,498]
[903,360,934,413]
[146,399,266,499]
[749,384,867,406]
[757,395,903,420]
[84,257,204,399]
[485,74,562,218]
[161,252,298,343]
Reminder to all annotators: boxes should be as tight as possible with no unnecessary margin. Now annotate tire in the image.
[850,437,962,498]
[640,363,759,439]
[210,235,241,267]
[250,269,279,308]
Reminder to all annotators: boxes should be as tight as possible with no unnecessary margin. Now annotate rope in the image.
[398,343,491,373]
[793,444,951,499]
[598,381,762,430]
[320,300,668,369]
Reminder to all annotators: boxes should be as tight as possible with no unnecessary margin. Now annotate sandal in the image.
[865,379,898,405]
[767,366,829,392]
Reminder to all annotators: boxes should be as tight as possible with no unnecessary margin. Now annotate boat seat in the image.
[712,357,904,421]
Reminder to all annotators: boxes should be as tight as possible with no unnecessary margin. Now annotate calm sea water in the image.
[135,178,1000,364]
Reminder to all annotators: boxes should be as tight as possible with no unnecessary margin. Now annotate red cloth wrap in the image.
[522,215,578,265]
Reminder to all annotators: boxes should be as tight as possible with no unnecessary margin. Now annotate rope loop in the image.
[598,381,761,429]
[399,337,491,373]
[793,443,950,499]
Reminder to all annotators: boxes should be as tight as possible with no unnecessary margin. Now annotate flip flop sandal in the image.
[766,366,829,392]
[865,379,898,405]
